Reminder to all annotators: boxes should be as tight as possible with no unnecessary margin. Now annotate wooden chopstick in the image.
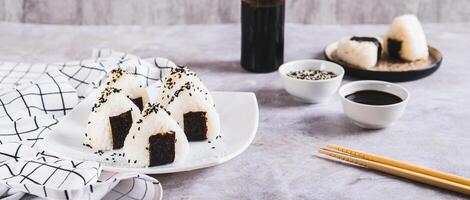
[326,144,470,187]
[319,147,470,195]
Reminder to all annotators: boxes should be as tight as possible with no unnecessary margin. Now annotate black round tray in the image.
[324,41,443,82]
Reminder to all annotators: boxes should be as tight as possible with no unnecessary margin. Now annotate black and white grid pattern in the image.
[0,50,174,200]
[0,49,177,99]
[0,143,160,200]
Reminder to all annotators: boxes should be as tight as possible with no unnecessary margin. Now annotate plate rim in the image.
[40,91,259,174]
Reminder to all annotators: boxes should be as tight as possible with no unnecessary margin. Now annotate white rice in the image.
[385,14,429,61]
[85,87,140,151]
[337,37,382,69]
[159,67,220,141]
[159,67,214,106]
[165,86,220,140]
[123,104,190,167]
[106,68,150,110]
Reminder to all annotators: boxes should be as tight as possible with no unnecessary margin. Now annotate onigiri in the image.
[159,67,220,141]
[384,14,429,61]
[85,87,140,150]
[105,68,149,111]
[123,103,189,167]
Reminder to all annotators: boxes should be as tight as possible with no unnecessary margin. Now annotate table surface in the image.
[0,22,469,200]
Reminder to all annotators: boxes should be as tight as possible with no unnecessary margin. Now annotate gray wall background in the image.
[0,0,469,25]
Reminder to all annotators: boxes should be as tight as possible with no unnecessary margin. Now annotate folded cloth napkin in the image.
[0,49,177,200]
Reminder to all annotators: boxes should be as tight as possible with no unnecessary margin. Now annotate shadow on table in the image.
[152,167,212,185]
[313,51,325,60]
[254,88,311,108]
[300,113,378,136]
[180,60,248,74]
[254,88,378,135]
[316,156,470,198]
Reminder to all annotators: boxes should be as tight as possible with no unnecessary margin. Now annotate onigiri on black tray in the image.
[324,14,443,82]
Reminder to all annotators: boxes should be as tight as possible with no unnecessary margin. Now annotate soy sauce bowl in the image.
[339,80,410,129]
[279,59,344,103]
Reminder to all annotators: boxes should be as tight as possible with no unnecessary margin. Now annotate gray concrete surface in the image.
[0,22,469,199]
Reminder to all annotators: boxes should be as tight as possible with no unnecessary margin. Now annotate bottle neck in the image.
[242,0,285,7]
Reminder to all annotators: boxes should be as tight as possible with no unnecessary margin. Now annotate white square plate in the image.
[41,91,258,174]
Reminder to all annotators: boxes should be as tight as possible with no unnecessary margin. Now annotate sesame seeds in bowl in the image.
[286,69,338,81]
[279,59,344,103]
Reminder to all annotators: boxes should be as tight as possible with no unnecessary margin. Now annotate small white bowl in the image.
[339,80,410,129]
[279,59,344,103]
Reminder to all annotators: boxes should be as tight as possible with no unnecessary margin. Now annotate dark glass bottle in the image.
[241,0,285,73]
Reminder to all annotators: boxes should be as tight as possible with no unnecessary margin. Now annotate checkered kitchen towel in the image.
[0,49,177,200]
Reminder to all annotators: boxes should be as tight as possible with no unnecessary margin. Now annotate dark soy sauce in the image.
[241,0,285,73]
[345,90,403,106]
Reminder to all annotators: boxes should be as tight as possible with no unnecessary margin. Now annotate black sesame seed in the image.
[286,69,337,80]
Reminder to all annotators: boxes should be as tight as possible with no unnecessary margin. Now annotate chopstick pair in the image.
[319,144,470,195]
